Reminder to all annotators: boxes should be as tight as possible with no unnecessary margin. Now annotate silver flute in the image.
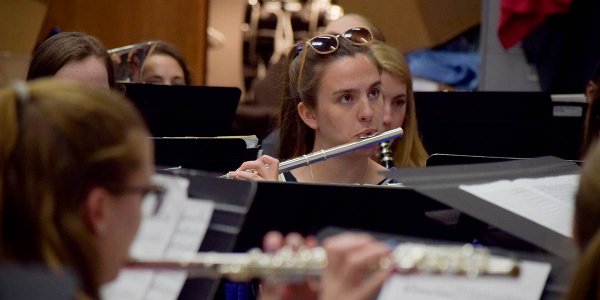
[278,127,403,173]
[125,243,520,282]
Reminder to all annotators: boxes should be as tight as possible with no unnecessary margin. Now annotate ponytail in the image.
[0,82,29,256]
[0,82,25,168]
[278,45,313,160]
[0,79,148,297]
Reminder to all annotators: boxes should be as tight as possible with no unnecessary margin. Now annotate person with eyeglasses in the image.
[0,78,387,300]
[228,27,394,185]
[0,79,160,298]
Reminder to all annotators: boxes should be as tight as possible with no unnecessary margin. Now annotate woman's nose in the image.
[358,98,374,122]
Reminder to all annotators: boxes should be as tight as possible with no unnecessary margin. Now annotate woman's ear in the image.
[84,187,112,236]
[297,102,318,130]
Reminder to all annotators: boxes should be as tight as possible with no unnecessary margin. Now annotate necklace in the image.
[308,164,315,183]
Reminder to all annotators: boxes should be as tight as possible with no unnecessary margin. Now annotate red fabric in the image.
[498,0,572,49]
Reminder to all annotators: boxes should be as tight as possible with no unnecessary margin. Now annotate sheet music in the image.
[459,174,579,238]
[378,260,551,300]
[101,174,214,300]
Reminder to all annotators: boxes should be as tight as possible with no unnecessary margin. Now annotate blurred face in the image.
[381,72,407,130]
[141,54,186,85]
[54,55,109,90]
[304,54,383,152]
[98,132,154,283]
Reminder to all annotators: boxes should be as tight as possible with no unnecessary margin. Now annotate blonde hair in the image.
[565,142,600,299]
[370,41,428,167]
[0,79,147,297]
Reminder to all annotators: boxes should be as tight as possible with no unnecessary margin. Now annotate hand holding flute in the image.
[225,154,281,181]
[127,232,519,300]
[224,127,403,182]
[260,232,392,300]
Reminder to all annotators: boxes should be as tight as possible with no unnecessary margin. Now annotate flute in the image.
[279,127,403,173]
[379,141,395,169]
[126,242,519,282]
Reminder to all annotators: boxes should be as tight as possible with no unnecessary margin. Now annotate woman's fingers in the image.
[284,232,305,251]
[341,240,392,284]
[229,155,279,181]
[320,232,393,300]
[353,266,392,300]
[323,233,373,270]
[263,231,284,253]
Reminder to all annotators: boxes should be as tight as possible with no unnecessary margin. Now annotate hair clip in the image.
[295,43,304,54]
[12,81,30,105]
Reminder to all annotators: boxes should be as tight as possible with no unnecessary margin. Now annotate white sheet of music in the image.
[378,260,551,300]
[459,174,579,238]
[101,174,214,300]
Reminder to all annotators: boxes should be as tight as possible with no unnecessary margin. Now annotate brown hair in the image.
[565,142,600,300]
[27,32,115,88]
[277,35,381,159]
[148,41,192,85]
[370,41,428,167]
[0,79,147,297]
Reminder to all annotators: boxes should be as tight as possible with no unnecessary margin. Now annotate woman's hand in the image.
[227,155,280,181]
[259,232,392,300]
[260,231,319,300]
[320,233,392,300]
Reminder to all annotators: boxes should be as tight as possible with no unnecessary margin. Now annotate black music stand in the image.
[414,91,584,160]
[161,157,578,298]
[160,169,257,300]
[154,137,259,173]
[231,157,578,256]
[232,181,461,252]
[386,156,579,260]
[228,175,573,299]
[426,153,524,166]
[122,83,241,137]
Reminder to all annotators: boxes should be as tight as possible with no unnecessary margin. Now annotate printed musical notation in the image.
[459,174,578,238]
[378,260,551,300]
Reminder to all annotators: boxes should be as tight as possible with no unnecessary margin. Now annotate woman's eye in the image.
[393,97,407,107]
[338,94,353,103]
[368,88,381,99]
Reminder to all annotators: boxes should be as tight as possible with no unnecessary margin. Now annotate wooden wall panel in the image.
[38,0,208,84]
[338,0,480,53]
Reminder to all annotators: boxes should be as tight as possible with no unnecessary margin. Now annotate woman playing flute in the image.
[228,27,395,185]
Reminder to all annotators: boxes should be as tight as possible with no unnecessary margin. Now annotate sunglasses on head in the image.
[296,27,373,55]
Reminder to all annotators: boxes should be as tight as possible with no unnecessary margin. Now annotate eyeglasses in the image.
[119,184,166,216]
[296,27,373,56]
